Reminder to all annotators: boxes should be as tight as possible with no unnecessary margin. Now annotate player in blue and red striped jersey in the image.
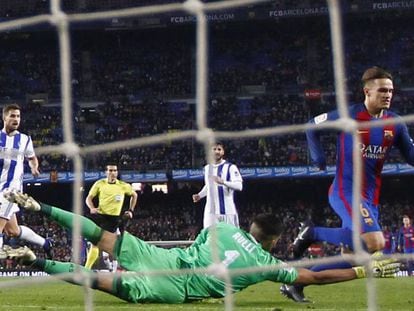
[397,215,414,276]
[382,224,396,255]
[281,67,414,302]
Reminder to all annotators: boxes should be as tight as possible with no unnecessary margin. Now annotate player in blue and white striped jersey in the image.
[0,104,53,258]
[192,142,243,228]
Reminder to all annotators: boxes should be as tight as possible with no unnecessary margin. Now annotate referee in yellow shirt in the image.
[84,164,138,271]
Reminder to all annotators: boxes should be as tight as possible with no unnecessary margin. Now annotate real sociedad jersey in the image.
[307,103,414,205]
[0,130,35,191]
[200,160,242,215]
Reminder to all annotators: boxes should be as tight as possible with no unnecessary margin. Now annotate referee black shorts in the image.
[88,213,120,233]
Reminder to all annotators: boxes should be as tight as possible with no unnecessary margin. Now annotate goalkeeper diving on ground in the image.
[2,188,400,304]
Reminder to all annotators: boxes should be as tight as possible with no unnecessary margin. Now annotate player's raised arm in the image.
[306,110,340,170]
[394,121,414,165]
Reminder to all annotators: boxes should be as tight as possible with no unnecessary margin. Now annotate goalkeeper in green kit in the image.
[4,189,400,304]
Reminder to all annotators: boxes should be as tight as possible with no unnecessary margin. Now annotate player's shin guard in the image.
[40,203,103,245]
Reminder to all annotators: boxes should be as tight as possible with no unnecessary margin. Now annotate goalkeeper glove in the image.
[353,258,400,278]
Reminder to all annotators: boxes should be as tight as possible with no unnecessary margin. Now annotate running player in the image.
[283,67,414,302]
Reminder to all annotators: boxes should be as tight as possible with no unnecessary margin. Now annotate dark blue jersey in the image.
[307,103,414,205]
[398,226,414,252]
[383,230,396,254]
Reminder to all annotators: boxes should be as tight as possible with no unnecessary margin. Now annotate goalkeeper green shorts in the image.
[113,232,188,303]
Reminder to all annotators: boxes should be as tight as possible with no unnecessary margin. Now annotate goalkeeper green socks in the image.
[40,203,103,245]
[34,259,99,288]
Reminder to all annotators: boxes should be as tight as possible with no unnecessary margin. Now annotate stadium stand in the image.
[1,8,413,171]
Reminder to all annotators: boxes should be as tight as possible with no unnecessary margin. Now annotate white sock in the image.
[102,251,111,270]
[19,225,46,247]
[112,260,118,273]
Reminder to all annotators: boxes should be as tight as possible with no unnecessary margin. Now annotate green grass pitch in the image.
[0,278,412,310]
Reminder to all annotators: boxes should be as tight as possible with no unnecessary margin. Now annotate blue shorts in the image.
[328,192,381,233]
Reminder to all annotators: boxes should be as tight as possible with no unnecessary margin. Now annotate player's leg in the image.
[102,251,113,271]
[85,243,100,269]
[4,189,117,256]
[288,197,365,302]
[359,203,384,253]
[360,231,385,253]
[101,218,121,272]
[220,214,239,228]
[85,215,119,271]
[280,283,310,303]
[293,222,354,258]
[0,218,7,248]
[42,204,119,256]
[0,193,19,248]
[84,214,105,269]
[286,201,384,303]
[203,210,215,228]
[40,203,112,249]
[293,193,360,258]
[7,246,118,295]
[296,200,383,259]
[4,214,54,258]
[110,228,121,272]
[313,193,355,247]
[405,249,414,276]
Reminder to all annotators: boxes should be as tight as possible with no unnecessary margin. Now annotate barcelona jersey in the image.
[307,103,414,205]
[307,104,414,232]
[398,226,414,252]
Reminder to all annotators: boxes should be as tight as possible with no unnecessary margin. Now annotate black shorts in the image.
[88,213,120,233]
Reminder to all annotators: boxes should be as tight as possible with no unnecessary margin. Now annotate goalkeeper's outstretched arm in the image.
[293,259,400,285]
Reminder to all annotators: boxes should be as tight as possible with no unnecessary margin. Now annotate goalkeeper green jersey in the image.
[114,223,298,303]
[182,223,298,300]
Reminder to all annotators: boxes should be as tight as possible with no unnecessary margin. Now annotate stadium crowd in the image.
[0,10,412,171]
